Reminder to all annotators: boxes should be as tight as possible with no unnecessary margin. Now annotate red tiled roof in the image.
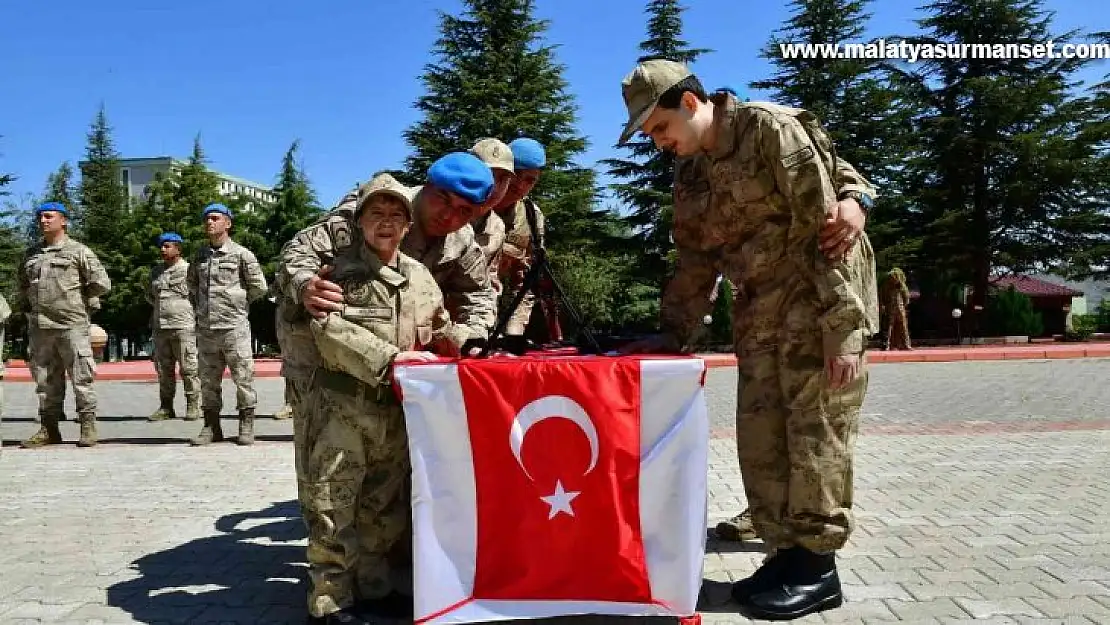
[991,275,1083,297]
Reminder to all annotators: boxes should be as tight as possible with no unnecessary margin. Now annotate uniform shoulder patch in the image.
[781,145,815,169]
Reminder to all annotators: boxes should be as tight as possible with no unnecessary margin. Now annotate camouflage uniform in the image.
[187,239,267,445]
[663,95,879,557]
[0,294,9,452]
[147,258,201,421]
[302,240,466,619]
[19,236,111,448]
[881,269,912,350]
[496,199,545,336]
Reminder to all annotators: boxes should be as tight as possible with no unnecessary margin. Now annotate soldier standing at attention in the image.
[618,59,879,620]
[19,202,111,448]
[187,203,268,447]
[146,232,201,422]
[301,173,465,625]
[0,293,10,453]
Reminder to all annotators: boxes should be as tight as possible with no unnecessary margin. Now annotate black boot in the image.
[731,547,792,605]
[745,547,842,620]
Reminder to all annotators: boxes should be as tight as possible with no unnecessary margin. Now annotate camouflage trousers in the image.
[301,370,410,618]
[30,325,97,420]
[275,313,316,495]
[734,337,867,555]
[197,324,256,412]
[152,328,200,407]
[886,304,911,350]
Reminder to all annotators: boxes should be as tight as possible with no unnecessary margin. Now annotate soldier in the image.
[19,202,111,448]
[467,138,513,295]
[301,173,466,624]
[881,268,913,350]
[491,137,550,344]
[187,203,268,446]
[617,60,879,619]
[0,293,9,453]
[146,232,201,422]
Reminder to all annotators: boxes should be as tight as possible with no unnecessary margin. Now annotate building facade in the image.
[102,157,276,207]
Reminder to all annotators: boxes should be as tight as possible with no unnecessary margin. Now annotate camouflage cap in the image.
[470,138,515,174]
[357,172,414,219]
[618,58,693,144]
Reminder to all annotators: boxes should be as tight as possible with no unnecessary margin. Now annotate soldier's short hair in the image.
[657,75,709,110]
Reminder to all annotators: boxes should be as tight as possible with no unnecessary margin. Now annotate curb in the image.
[3,346,1108,382]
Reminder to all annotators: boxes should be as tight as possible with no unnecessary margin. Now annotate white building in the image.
[99,156,276,206]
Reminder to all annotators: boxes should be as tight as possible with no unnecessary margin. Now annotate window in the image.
[120,168,131,191]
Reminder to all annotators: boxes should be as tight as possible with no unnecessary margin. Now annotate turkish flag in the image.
[458,357,649,602]
[395,355,709,624]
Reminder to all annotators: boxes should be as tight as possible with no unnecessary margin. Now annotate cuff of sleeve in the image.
[823,328,865,357]
[290,271,315,304]
[837,183,876,199]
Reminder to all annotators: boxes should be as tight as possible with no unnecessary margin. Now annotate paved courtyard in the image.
[1,358,1109,623]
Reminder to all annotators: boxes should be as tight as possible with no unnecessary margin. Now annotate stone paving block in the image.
[920,568,995,585]
[842,584,913,601]
[1025,596,1110,618]
[1034,580,1110,599]
[855,568,932,585]
[0,601,83,621]
[816,599,899,622]
[901,583,984,601]
[955,598,1045,619]
[884,597,971,619]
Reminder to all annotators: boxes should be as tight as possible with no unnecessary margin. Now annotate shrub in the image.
[983,286,1043,337]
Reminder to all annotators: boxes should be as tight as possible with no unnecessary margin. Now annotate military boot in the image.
[21,417,63,448]
[237,408,255,446]
[744,547,843,620]
[273,403,293,420]
[715,508,758,542]
[77,413,98,448]
[189,410,224,446]
[183,400,201,421]
[149,405,175,421]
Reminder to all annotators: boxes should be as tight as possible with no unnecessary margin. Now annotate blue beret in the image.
[509,137,546,170]
[158,232,184,246]
[203,203,232,218]
[427,152,493,205]
[36,201,69,218]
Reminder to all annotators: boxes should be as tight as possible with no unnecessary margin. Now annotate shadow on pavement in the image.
[106,499,309,624]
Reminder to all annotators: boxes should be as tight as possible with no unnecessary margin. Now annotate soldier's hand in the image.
[825,353,861,389]
[303,271,344,319]
[394,350,440,364]
[618,333,679,355]
[819,198,866,262]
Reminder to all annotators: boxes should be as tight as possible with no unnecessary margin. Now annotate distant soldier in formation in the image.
[0,293,9,453]
[146,232,201,422]
[19,202,112,448]
[187,203,268,446]
[881,267,913,350]
[300,173,466,624]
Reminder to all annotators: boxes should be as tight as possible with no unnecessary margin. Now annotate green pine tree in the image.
[600,0,711,286]
[0,143,21,307]
[77,105,133,345]
[28,162,78,244]
[899,0,1108,312]
[257,140,321,276]
[402,0,638,334]
[751,0,920,273]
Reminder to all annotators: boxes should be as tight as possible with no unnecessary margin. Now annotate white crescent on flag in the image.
[509,395,599,482]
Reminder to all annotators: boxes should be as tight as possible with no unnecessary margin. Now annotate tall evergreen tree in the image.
[751,0,919,272]
[77,105,131,345]
[257,140,320,276]
[28,162,78,244]
[402,0,638,331]
[899,0,1108,311]
[600,0,710,285]
[0,144,21,306]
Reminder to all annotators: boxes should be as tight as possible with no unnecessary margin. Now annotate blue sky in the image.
[1,0,1104,213]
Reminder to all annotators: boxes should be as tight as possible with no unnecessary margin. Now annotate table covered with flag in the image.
[394,353,710,624]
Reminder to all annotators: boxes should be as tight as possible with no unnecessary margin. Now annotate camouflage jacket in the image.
[146,259,194,331]
[664,95,879,357]
[471,211,506,295]
[310,244,467,387]
[19,236,111,331]
[188,239,268,331]
[495,198,545,335]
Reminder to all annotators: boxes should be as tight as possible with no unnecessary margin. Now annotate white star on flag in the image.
[540,480,580,519]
